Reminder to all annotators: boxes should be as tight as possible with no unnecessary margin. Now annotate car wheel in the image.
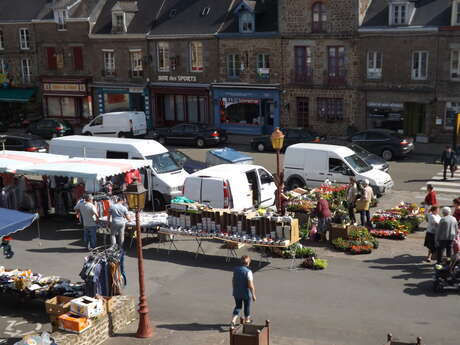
[196,138,205,148]
[158,136,166,145]
[287,178,304,191]
[83,132,92,136]
[256,143,265,152]
[433,281,443,293]
[381,149,394,161]
[152,192,165,211]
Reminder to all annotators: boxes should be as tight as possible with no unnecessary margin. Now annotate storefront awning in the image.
[0,88,36,102]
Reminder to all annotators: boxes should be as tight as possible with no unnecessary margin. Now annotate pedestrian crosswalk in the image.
[419,170,460,202]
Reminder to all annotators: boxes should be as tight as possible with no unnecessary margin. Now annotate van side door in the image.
[328,157,352,185]
[303,150,328,187]
[88,116,104,136]
[257,168,276,207]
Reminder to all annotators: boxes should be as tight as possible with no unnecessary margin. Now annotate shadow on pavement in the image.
[27,247,87,254]
[402,280,460,297]
[124,246,269,272]
[156,322,228,333]
[11,216,81,242]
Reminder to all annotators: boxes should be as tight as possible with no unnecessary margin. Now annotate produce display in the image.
[370,202,425,240]
[331,226,379,255]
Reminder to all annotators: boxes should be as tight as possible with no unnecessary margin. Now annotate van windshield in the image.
[145,152,181,174]
[344,154,372,173]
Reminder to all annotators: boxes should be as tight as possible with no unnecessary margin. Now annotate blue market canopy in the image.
[0,208,38,237]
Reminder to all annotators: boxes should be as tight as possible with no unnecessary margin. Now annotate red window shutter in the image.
[47,47,57,70]
[73,47,83,70]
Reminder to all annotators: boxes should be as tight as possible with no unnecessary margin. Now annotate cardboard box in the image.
[57,313,91,333]
[45,296,74,315]
[70,296,104,318]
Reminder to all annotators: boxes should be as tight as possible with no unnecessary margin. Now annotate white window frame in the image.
[257,53,270,69]
[113,12,125,32]
[21,58,31,83]
[0,30,4,50]
[411,50,428,80]
[190,41,203,72]
[227,54,240,78]
[239,12,255,33]
[367,51,382,80]
[391,3,408,25]
[451,49,460,80]
[157,42,169,72]
[130,49,143,77]
[19,28,30,50]
[103,50,115,76]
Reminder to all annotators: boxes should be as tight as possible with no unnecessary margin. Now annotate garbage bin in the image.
[206,147,254,166]
[229,320,270,345]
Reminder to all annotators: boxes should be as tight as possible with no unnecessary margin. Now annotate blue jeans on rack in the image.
[83,226,97,249]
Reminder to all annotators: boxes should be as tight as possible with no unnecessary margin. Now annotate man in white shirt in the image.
[74,194,99,249]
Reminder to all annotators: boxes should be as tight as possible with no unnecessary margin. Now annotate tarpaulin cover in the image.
[15,157,151,180]
[0,207,38,237]
[0,151,68,173]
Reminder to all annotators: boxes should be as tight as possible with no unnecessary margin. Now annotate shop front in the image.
[41,77,92,125]
[366,102,405,132]
[149,83,210,127]
[212,85,280,135]
[93,84,151,127]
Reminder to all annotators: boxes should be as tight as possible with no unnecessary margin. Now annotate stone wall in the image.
[218,37,282,84]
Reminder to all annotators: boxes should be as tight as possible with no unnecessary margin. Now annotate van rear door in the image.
[184,176,203,202]
[131,112,147,136]
[184,176,225,208]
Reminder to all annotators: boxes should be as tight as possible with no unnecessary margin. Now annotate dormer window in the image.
[451,1,460,26]
[54,10,68,30]
[239,12,254,33]
[388,1,415,26]
[113,13,125,32]
[392,4,407,24]
[201,7,211,16]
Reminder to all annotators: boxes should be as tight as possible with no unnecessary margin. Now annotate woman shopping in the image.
[424,206,440,262]
[356,179,374,227]
[346,177,358,225]
[422,184,437,219]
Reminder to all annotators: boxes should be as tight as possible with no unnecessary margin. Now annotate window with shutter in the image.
[47,47,57,70]
[73,47,83,70]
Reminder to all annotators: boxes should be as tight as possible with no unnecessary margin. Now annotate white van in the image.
[81,111,147,137]
[49,135,189,209]
[183,164,277,211]
[284,143,393,195]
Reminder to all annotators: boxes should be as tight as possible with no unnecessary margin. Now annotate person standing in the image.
[358,180,374,226]
[74,194,99,250]
[452,198,460,223]
[346,177,358,225]
[423,184,437,213]
[435,207,458,263]
[108,196,131,247]
[441,145,457,180]
[231,255,256,326]
[424,206,440,262]
[314,192,332,241]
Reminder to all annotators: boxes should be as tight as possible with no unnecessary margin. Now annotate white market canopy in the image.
[0,150,68,173]
[15,157,150,180]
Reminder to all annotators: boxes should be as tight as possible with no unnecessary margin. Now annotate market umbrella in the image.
[0,207,39,237]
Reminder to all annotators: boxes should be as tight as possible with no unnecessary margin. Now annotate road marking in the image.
[424,181,460,187]
[420,170,460,195]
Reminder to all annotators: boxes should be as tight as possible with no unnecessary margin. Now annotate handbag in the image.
[355,198,370,212]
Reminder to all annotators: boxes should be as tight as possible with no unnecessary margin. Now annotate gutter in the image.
[358,26,438,33]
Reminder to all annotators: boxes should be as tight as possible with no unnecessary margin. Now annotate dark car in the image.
[26,118,74,139]
[250,128,322,152]
[152,123,227,148]
[348,129,414,161]
[170,150,207,174]
[323,139,389,172]
[1,134,48,152]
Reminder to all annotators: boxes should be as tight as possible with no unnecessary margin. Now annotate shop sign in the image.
[43,83,86,93]
[367,102,403,109]
[157,75,197,82]
[129,87,144,93]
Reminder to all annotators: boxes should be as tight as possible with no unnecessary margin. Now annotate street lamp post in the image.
[270,128,285,213]
[124,181,154,339]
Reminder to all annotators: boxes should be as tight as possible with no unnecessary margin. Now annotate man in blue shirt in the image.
[231,255,256,326]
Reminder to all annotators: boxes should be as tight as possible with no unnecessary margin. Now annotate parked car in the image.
[348,129,414,161]
[170,150,207,174]
[322,139,389,172]
[284,143,394,196]
[184,164,276,210]
[250,128,322,152]
[152,123,227,148]
[81,111,147,138]
[0,121,7,132]
[26,118,74,139]
[1,134,48,152]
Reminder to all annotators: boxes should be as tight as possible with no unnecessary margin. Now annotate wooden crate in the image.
[329,223,349,242]
[290,219,300,244]
[230,320,270,345]
[45,296,74,315]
